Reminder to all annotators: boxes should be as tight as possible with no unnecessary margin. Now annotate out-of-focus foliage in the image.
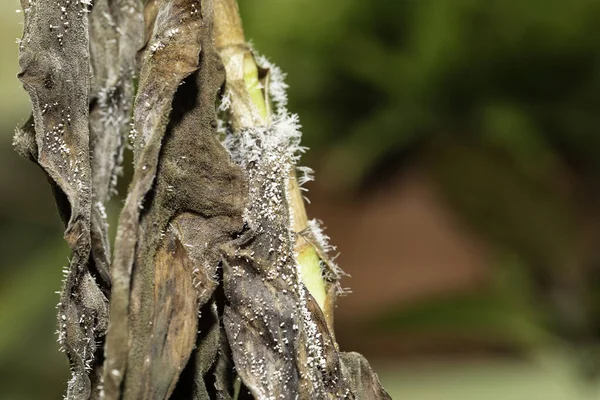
[242,0,600,186]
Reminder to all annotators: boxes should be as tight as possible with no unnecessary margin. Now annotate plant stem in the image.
[214,0,329,316]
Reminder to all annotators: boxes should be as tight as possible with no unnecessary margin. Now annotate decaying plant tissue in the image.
[14,0,391,399]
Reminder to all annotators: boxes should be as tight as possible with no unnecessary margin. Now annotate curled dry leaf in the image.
[88,0,144,285]
[102,0,247,398]
[16,0,110,398]
[98,0,204,394]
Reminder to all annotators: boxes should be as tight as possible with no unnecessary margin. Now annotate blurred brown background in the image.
[4,0,600,398]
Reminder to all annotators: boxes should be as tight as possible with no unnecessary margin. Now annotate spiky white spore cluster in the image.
[307,219,349,295]
[308,219,336,254]
[254,53,289,116]
[228,114,305,169]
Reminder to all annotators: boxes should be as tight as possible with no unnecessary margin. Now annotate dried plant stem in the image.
[214,0,329,319]
[16,0,391,397]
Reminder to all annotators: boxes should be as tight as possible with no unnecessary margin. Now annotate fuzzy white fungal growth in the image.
[307,219,335,254]
[218,90,232,112]
[228,113,305,169]
[296,165,315,194]
[149,40,165,53]
[150,28,181,55]
[254,53,289,116]
[96,201,108,221]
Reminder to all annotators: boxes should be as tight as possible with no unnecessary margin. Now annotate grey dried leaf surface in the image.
[339,352,392,400]
[16,0,109,398]
[99,0,203,393]
[88,0,144,285]
[102,0,247,398]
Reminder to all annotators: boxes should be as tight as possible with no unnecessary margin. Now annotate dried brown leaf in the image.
[102,1,247,398]
[17,1,109,398]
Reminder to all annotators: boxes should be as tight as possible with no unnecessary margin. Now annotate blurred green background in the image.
[3,0,600,398]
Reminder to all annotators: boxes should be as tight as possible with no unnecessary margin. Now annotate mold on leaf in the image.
[15,0,390,398]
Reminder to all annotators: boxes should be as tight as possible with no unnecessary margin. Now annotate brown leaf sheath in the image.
[99,0,203,395]
[102,0,247,398]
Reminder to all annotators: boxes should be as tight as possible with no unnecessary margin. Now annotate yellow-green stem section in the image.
[288,168,328,311]
[243,54,268,121]
[296,246,327,308]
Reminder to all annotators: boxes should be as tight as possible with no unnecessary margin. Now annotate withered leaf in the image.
[102,0,247,398]
[16,1,109,398]
[100,0,206,394]
[130,228,199,399]
[88,0,144,286]
[339,352,392,400]
[219,82,391,400]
